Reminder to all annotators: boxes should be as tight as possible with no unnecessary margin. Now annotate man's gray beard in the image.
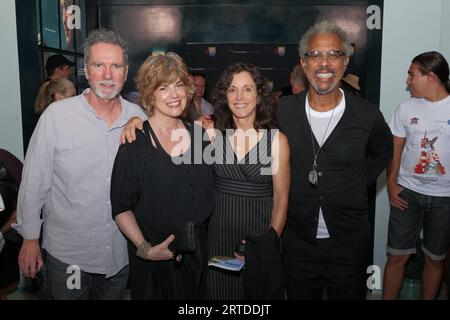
[92,85,123,100]
[310,80,339,95]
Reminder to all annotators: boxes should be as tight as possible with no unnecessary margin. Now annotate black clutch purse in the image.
[143,221,196,253]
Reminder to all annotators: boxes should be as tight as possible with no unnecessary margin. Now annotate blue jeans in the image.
[44,250,129,300]
[387,187,450,261]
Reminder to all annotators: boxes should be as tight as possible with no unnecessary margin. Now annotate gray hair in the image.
[83,28,128,65]
[298,21,354,57]
[290,65,306,86]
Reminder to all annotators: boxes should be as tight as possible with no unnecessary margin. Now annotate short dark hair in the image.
[412,51,450,92]
[192,72,206,80]
[212,63,277,133]
[46,54,74,77]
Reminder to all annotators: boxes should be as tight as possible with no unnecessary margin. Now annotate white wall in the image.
[440,1,450,56]
[374,0,449,292]
[0,0,23,160]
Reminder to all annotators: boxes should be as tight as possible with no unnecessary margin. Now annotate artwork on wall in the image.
[38,0,87,91]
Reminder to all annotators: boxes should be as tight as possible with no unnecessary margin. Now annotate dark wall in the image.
[94,0,383,104]
[18,0,383,148]
[16,0,41,153]
[17,0,89,151]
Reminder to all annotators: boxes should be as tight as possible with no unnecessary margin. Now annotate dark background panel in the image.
[18,0,88,151]
[186,43,299,99]
[95,0,377,5]
[16,0,41,153]
[97,2,379,101]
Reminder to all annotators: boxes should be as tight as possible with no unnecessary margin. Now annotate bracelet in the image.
[136,241,152,260]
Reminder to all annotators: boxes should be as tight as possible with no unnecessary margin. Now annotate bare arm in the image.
[386,136,408,210]
[233,131,290,260]
[114,210,174,261]
[120,117,144,144]
[196,115,217,142]
[270,131,291,237]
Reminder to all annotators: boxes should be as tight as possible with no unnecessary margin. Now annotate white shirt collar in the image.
[305,88,346,118]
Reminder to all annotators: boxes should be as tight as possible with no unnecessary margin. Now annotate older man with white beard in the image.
[277,21,393,300]
[14,29,147,300]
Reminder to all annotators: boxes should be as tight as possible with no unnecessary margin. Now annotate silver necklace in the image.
[307,104,336,188]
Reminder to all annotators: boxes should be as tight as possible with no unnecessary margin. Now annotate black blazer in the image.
[277,90,393,243]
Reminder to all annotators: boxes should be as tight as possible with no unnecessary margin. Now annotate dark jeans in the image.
[387,187,450,261]
[44,250,129,300]
[283,228,370,300]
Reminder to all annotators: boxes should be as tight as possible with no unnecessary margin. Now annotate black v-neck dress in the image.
[111,120,214,299]
[208,130,274,299]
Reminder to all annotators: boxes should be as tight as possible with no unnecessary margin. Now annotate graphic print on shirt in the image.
[414,130,446,175]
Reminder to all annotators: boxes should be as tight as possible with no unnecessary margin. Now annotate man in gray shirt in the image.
[14,29,147,299]
[187,73,214,121]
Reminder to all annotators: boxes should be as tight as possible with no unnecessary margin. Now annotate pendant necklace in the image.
[307,103,336,188]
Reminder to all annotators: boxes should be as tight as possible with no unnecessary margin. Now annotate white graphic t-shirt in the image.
[390,95,450,196]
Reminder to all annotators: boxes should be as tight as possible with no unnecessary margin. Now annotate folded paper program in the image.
[208,256,245,272]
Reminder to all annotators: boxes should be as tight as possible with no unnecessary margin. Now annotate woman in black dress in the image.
[110,52,214,299]
[206,63,290,299]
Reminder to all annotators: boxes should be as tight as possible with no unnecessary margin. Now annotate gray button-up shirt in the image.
[14,90,147,277]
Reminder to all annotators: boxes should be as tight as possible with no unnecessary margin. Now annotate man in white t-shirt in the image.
[383,51,450,300]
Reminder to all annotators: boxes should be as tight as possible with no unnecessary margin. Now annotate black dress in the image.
[111,120,214,300]
[208,130,274,300]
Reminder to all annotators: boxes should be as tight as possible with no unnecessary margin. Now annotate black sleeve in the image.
[366,110,393,185]
[276,94,304,133]
[186,102,198,122]
[276,96,290,133]
[0,161,18,217]
[110,131,147,219]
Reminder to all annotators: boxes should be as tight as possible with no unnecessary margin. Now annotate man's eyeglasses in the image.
[304,50,346,61]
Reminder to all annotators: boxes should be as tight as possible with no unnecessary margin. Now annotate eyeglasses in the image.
[304,50,346,61]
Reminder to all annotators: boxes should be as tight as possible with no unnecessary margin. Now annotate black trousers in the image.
[282,227,370,300]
